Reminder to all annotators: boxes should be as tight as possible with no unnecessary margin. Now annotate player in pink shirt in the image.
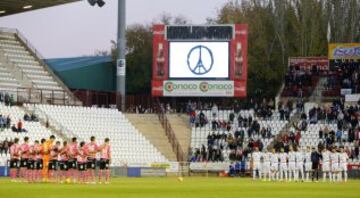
[27,143,36,183]
[48,141,61,182]
[19,137,30,182]
[9,138,20,181]
[34,139,44,182]
[98,138,111,184]
[59,141,69,182]
[84,136,99,183]
[77,141,87,184]
[68,137,79,183]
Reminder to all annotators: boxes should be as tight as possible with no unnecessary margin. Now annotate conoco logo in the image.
[200,82,209,92]
[165,82,174,92]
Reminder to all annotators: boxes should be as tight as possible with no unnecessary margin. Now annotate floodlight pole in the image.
[117,0,126,111]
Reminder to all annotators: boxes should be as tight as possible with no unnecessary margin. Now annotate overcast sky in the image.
[0,0,228,58]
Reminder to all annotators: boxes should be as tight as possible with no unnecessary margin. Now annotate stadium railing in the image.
[0,87,79,106]
[155,101,186,162]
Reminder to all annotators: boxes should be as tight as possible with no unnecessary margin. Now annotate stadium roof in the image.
[0,0,81,16]
[45,56,113,72]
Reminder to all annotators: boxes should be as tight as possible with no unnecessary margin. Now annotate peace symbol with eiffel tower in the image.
[187,45,214,75]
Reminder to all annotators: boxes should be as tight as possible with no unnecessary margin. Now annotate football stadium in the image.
[0,0,359,197]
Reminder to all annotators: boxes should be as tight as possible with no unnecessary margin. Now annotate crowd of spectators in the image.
[324,60,360,96]
[0,114,11,130]
[190,100,278,162]
[0,92,15,106]
[282,65,320,97]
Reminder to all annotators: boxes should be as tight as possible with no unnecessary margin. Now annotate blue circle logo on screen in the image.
[187,45,214,75]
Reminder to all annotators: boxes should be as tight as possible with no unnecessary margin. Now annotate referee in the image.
[311,147,321,182]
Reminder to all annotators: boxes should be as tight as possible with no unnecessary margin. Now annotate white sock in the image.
[344,172,347,182]
[329,172,332,182]
[306,172,309,181]
[258,170,262,179]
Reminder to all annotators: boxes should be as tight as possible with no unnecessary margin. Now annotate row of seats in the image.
[0,31,70,98]
[0,103,63,163]
[0,62,21,92]
[31,104,169,164]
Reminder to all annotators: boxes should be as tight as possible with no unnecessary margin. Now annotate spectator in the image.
[6,116,11,128]
[211,104,218,118]
[336,129,343,143]
[0,114,5,130]
[23,113,31,121]
[319,128,324,139]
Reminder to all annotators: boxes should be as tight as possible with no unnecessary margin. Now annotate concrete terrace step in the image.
[125,113,177,161]
[166,113,192,157]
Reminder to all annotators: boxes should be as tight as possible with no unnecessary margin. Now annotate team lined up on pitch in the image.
[250,146,348,182]
[8,135,112,184]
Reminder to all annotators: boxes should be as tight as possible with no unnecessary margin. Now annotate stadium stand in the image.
[297,102,360,162]
[0,102,63,165]
[190,106,292,162]
[282,65,322,98]
[28,104,169,165]
[0,29,79,104]
[323,61,360,97]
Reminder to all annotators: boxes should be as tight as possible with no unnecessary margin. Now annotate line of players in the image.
[8,135,112,184]
[251,146,348,182]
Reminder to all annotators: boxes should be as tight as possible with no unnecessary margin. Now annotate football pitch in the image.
[0,177,358,198]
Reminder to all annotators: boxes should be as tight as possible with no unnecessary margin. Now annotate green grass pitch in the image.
[0,177,358,198]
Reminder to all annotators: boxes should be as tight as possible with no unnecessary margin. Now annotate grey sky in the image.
[0,0,228,58]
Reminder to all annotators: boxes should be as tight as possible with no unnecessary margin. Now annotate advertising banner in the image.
[163,80,234,97]
[288,57,329,70]
[328,43,360,60]
[189,162,230,171]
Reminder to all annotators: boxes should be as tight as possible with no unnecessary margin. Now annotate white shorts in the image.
[331,163,339,172]
[296,163,304,171]
[262,162,271,172]
[253,162,261,170]
[271,163,278,171]
[322,162,330,172]
[305,162,312,171]
[339,163,347,171]
[288,162,296,171]
[280,163,288,171]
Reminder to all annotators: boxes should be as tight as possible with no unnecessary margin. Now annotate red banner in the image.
[288,57,329,70]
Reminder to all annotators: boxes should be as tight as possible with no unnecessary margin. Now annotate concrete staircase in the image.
[166,114,191,159]
[309,77,327,103]
[267,111,301,150]
[125,114,177,161]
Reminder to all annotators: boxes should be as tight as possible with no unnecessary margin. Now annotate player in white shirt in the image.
[295,147,305,181]
[304,146,312,182]
[261,149,271,181]
[251,147,262,180]
[270,148,279,181]
[330,147,340,182]
[287,146,296,181]
[278,148,288,181]
[339,147,348,182]
[321,148,331,182]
